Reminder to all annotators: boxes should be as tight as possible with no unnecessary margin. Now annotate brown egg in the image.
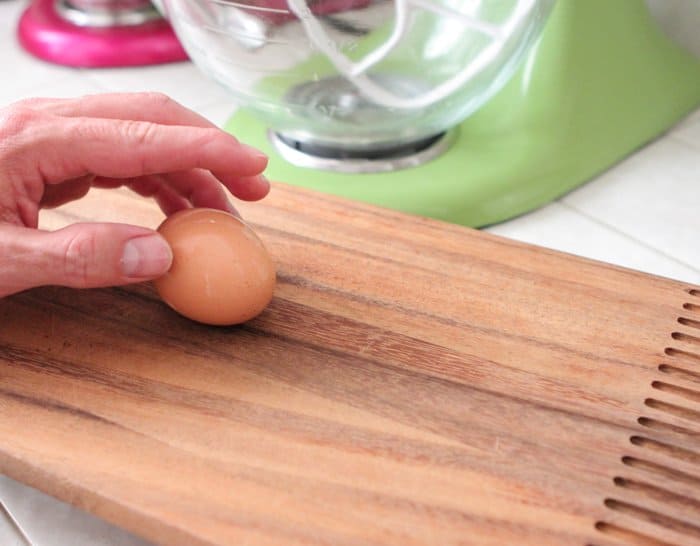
[154,208,275,326]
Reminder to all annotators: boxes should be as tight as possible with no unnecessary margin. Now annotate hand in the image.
[0,92,269,299]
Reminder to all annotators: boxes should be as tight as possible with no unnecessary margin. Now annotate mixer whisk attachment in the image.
[287,0,540,109]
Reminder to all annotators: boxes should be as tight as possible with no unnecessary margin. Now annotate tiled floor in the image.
[0,1,699,545]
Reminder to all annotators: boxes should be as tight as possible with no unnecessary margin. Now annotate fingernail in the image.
[242,143,267,158]
[258,175,271,195]
[121,234,172,278]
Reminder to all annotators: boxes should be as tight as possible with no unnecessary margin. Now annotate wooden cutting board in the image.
[0,183,698,546]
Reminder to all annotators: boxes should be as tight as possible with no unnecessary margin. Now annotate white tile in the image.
[671,110,700,148]
[0,476,153,546]
[0,0,27,32]
[85,62,232,110]
[0,52,79,102]
[487,201,700,285]
[0,73,104,107]
[28,73,105,99]
[0,12,82,98]
[671,106,700,134]
[0,510,26,546]
[561,136,700,274]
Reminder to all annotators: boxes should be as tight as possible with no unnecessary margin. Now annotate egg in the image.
[154,208,276,326]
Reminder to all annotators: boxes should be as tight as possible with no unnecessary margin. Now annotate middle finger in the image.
[14,92,217,130]
[93,170,238,214]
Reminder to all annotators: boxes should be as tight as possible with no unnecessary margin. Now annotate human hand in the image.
[0,92,269,298]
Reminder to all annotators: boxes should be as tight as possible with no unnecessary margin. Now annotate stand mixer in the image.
[18,0,187,67]
[159,0,700,227]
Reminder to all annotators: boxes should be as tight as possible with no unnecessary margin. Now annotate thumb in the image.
[0,223,172,297]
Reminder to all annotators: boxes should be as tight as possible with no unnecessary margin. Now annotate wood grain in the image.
[0,184,698,546]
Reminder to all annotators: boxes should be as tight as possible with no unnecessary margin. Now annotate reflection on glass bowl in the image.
[160,0,555,152]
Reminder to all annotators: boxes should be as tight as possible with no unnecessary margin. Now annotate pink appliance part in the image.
[18,0,188,68]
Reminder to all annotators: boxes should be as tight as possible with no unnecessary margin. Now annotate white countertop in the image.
[1,0,699,545]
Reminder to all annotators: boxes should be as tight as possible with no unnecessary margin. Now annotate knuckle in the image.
[144,91,174,109]
[122,119,158,147]
[198,127,229,149]
[0,106,39,141]
[62,229,97,287]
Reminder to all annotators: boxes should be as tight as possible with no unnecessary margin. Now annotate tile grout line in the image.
[668,132,700,154]
[0,500,33,546]
[557,200,700,277]
[672,112,700,133]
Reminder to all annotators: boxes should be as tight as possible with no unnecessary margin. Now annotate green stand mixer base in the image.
[225,0,700,228]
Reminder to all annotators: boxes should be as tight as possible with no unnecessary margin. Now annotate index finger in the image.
[30,112,268,188]
[13,92,217,129]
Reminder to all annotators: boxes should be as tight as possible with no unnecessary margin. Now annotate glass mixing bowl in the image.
[160,0,555,154]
